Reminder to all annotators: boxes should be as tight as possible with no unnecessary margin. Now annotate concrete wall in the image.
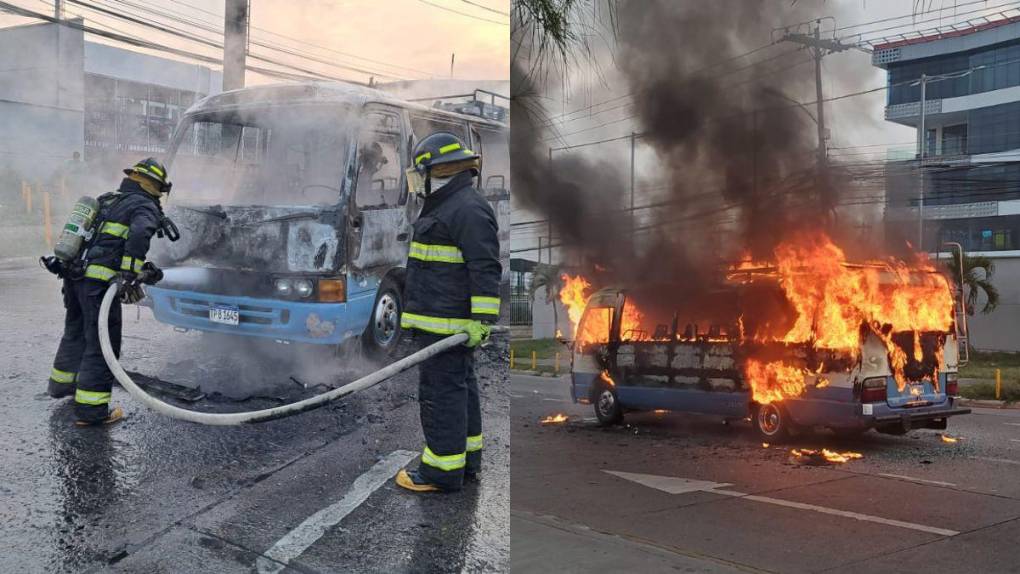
[0,22,84,178]
[966,256,1020,352]
[531,285,571,340]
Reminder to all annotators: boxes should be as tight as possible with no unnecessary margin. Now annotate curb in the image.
[958,398,1020,409]
[510,369,563,378]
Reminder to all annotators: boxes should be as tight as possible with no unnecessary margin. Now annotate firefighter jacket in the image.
[401,171,502,335]
[82,178,162,282]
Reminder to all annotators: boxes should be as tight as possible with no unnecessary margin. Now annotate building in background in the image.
[874,15,1020,351]
[0,20,221,186]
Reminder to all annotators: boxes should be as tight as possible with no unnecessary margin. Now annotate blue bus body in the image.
[571,287,970,434]
[146,83,510,350]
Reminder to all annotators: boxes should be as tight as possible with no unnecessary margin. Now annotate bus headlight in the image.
[274,278,293,296]
[294,279,314,298]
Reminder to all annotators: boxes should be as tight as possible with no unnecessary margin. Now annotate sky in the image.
[0,0,511,84]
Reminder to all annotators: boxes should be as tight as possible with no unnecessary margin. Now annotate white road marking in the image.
[877,473,957,488]
[969,455,1020,466]
[604,471,732,494]
[1010,439,1020,443]
[255,450,418,574]
[1004,423,1020,427]
[605,470,959,537]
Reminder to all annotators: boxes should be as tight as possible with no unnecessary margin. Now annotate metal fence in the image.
[508,293,533,326]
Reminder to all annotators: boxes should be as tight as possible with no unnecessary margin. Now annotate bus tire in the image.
[362,277,403,362]
[594,383,623,426]
[753,402,794,442]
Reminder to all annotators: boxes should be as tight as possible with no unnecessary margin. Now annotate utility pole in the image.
[630,132,636,238]
[450,53,456,78]
[54,0,62,19]
[780,20,851,210]
[223,0,250,91]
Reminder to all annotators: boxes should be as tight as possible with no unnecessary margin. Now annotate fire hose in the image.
[97,279,501,426]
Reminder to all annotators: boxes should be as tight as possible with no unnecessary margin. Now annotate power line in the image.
[68,0,410,81]
[461,0,508,17]
[133,0,436,78]
[414,0,509,25]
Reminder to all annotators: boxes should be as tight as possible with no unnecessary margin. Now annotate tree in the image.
[528,263,563,335]
[945,253,999,315]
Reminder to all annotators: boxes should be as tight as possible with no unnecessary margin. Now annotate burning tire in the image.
[753,402,794,442]
[362,277,403,361]
[593,384,623,426]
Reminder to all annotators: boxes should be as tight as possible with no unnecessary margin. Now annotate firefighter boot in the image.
[75,406,125,427]
[395,469,444,493]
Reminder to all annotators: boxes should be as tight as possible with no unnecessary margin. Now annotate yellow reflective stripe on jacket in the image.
[400,312,471,335]
[408,241,464,263]
[120,255,143,273]
[466,434,483,453]
[75,389,111,406]
[85,264,116,282]
[100,221,129,239]
[470,296,500,315]
[421,446,466,472]
[50,367,76,384]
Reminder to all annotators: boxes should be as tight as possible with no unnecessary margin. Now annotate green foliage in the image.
[959,380,1020,403]
[511,338,565,360]
[945,253,999,315]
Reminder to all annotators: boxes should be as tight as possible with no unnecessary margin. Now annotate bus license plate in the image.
[209,305,239,326]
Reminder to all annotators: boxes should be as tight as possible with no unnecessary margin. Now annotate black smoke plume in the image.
[512,0,854,286]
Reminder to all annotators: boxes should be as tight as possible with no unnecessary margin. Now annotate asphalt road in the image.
[511,373,1020,574]
[0,257,509,573]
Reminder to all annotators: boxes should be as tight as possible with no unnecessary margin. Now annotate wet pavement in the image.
[511,373,1020,574]
[0,258,509,573]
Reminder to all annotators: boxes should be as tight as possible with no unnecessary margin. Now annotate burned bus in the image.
[146,83,509,357]
[569,258,971,440]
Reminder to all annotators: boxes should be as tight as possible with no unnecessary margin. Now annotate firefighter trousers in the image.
[49,278,122,422]
[415,333,482,491]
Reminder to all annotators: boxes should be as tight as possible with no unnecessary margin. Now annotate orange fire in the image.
[791,448,863,464]
[742,232,954,403]
[540,413,569,425]
[940,434,960,443]
[561,274,644,346]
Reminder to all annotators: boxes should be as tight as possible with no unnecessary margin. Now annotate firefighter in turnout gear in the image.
[395,132,502,493]
[43,158,171,426]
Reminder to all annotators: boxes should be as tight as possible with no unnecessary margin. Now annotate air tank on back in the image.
[54,196,100,262]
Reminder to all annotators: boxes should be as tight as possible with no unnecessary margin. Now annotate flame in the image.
[600,370,615,387]
[762,442,770,448]
[940,434,959,443]
[560,274,591,335]
[540,414,568,425]
[791,448,863,464]
[741,232,954,402]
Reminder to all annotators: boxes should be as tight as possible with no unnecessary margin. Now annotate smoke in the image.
[513,0,876,286]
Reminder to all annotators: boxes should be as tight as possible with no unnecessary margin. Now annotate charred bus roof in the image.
[184,81,508,129]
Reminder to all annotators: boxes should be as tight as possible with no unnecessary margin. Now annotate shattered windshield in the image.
[168,104,353,206]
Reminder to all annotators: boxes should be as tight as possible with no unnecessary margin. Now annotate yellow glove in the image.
[462,321,491,348]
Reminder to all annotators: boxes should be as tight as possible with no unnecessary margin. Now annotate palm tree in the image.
[945,253,999,315]
[528,263,563,335]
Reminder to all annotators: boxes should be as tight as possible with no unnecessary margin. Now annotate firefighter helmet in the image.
[123,158,172,194]
[411,132,479,174]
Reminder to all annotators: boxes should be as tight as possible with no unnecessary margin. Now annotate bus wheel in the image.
[362,277,402,361]
[753,402,793,442]
[594,384,623,426]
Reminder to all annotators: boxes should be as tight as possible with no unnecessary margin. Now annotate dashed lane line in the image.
[877,473,957,488]
[606,471,959,538]
[968,455,1020,466]
[255,450,418,574]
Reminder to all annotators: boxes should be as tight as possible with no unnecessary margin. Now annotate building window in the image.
[887,40,1020,105]
[83,74,205,154]
[941,124,967,155]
